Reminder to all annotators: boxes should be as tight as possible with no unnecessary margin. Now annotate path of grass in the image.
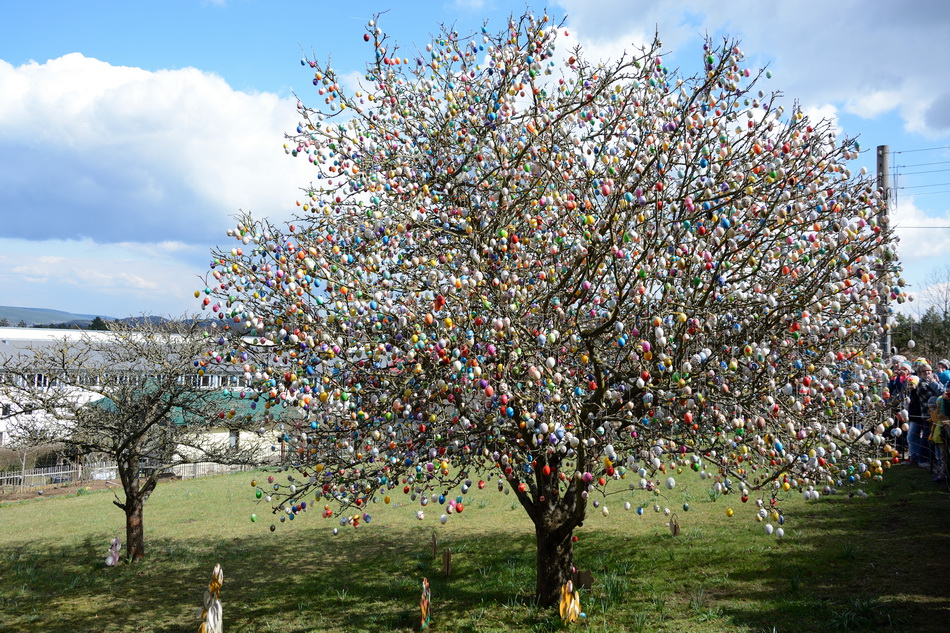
[1,464,948,632]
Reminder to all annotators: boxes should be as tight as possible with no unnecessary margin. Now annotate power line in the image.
[896,167,950,176]
[894,160,950,168]
[894,145,950,154]
[897,182,950,190]
[901,189,950,197]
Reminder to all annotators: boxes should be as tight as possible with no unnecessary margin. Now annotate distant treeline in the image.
[0,316,236,334]
[0,316,110,330]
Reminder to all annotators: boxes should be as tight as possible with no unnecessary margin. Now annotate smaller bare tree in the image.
[0,318,273,561]
[918,265,950,321]
[2,407,57,494]
[890,265,950,359]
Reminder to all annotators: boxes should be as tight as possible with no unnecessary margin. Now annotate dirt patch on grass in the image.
[0,472,184,503]
[0,478,120,502]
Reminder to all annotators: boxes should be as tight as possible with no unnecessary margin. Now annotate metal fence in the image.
[169,462,251,480]
[0,460,252,494]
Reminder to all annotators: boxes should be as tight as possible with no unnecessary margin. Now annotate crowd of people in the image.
[887,356,950,483]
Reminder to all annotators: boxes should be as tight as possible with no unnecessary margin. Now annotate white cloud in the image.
[155,241,191,253]
[337,70,367,100]
[885,195,950,315]
[35,256,66,266]
[891,196,950,261]
[844,90,903,121]
[801,104,840,137]
[0,52,320,317]
[2,1,947,319]
[0,54,313,246]
[0,237,209,317]
[554,0,950,139]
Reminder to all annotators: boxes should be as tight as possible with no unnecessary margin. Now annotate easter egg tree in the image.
[203,10,905,607]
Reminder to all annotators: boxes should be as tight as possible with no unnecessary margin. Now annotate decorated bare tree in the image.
[0,320,268,561]
[203,11,905,606]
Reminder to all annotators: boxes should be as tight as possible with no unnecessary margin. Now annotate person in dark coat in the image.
[909,362,943,466]
[932,385,950,482]
[887,360,912,459]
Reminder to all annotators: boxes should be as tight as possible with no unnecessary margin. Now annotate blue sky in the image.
[2,0,949,319]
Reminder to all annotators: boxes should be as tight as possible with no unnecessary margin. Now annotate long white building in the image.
[0,326,260,450]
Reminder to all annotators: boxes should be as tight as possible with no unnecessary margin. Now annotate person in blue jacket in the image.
[936,359,950,386]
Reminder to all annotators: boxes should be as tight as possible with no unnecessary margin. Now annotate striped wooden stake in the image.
[197,564,224,633]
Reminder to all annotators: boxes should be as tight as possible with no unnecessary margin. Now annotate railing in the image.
[0,460,252,494]
[169,462,251,480]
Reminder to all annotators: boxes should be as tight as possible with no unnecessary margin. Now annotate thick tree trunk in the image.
[125,495,146,562]
[513,453,588,608]
[535,522,575,607]
[517,454,589,608]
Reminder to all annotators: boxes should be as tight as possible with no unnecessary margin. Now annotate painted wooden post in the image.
[196,564,223,633]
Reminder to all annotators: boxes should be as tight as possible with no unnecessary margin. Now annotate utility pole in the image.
[876,145,892,356]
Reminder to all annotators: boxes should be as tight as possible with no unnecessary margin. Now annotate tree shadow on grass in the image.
[512,466,950,633]
[713,467,950,633]
[1,467,947,633]
[0,524,546,633]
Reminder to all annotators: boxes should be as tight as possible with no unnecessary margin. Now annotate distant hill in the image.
[120,315,171,327]
[0,306,114,326]
[0,308,219,331]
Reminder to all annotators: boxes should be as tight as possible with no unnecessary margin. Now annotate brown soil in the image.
[0,472,182,503]
[0,478,121,502]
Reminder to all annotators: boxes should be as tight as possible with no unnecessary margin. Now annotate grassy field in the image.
[1,464,948,633]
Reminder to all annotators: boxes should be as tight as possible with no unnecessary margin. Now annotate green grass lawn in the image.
[1,465,948,633]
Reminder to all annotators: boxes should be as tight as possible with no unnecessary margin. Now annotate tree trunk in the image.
[125,494,146,562]
[534,522,575,607]
[511,455,587,608]
[19,451,28,495]
[115,454,155,563]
